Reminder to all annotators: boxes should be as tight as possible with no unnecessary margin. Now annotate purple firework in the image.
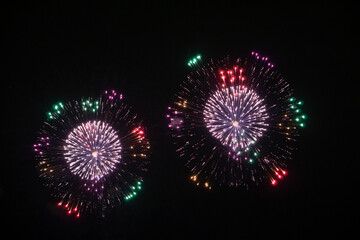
[33,90,150,217]
[167,53,307,188]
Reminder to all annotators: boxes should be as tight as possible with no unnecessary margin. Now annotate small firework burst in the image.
[167,52,307,189]
[33,90,150,218]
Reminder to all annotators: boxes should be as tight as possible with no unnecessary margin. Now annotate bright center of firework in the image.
[203,86,269,151]
[92,151,98,158]
[64,120,122,180]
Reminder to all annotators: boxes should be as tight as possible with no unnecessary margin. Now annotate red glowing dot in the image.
[241,77,245,81]
[282,170,287,175]
[139,131,144,134]
[271,180,277,186]
[57,202,62,206]
[67,210,72,215]
[76,213,80,218]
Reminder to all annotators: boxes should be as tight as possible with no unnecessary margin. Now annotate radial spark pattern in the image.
[33,90,150,218]
[168,52,307,188]
[204,86,269,151]
[64,121,122,181]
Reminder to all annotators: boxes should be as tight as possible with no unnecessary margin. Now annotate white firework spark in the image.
[64,120,122,181]
[204,86,269,151]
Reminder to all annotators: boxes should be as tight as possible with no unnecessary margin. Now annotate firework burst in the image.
[167,52,307,188]
[33,90,150,217]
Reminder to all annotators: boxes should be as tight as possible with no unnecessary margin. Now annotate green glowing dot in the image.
[295,118,300,122]
[57,110,60,114]
[197,55,201,59]
[133,192,137,195]
[49,116,53,119]
[254,152,258,157]
[92,109,95,112]
[297,101,303,105]
[54,105,58,110]
[302,114,307,119]
[300,123,305,128]
[290,105,296,109]
[295,109,301,113]
[131,186,135,190]
[137,181,141,185]
[289,97,295,102]
[84,107,87,111]
[249,159,254,163]
[138,186,141,190]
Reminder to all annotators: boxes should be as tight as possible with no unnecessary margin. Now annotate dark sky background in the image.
[3,1,353,239]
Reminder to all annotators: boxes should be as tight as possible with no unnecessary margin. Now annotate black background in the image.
[3,1,353,239]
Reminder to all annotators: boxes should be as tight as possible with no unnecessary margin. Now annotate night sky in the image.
[4,1,352,239]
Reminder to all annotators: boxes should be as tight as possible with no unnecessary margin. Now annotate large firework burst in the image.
[167,52,307,188]
[33,90,150,217]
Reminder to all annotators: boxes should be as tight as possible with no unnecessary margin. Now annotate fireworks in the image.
[203,86,268,151]
[64,120,122,181]
[33,90,150,217]
[167,52,307,188]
